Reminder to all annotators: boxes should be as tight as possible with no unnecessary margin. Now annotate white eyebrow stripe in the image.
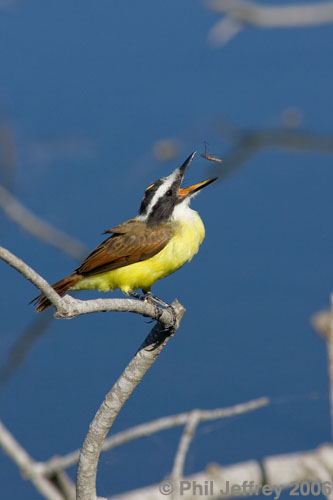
[140,171,178,220]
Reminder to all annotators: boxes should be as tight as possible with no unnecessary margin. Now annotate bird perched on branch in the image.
[33,152,217,312]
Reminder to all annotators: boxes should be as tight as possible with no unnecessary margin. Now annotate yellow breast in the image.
[74,209,205,294]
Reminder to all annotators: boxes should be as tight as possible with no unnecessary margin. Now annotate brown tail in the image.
[32,273,81,312]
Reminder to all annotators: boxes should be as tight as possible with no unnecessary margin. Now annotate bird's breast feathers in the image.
[72,207,205,293]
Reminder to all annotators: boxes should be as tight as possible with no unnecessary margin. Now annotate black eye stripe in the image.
[139,179,163,215]
[147,196,174,225]
[138,177,180,221]
[146,178,180,225]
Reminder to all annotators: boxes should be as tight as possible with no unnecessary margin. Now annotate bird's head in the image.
[139,152,217,225]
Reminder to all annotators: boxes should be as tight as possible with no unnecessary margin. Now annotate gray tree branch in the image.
[0,245,65,311]
[171,410,201,481]
[311,297,333,441]
[0,184,88,260]
[39,397,269,475]
[204,120,333,184]
[76,301,186,500]
[0,420,65,500]
[0,244,185,500]
[207,0,333,46]
[0,245,175,325]
[107,443,333,500]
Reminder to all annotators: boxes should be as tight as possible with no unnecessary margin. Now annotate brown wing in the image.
[76,218,173,277]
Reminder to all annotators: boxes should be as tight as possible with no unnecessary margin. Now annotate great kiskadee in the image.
[33,152,217,312]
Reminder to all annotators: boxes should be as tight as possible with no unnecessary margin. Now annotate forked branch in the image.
[0,244,185,500]
[76,301,185,500]
[39,397,268,475]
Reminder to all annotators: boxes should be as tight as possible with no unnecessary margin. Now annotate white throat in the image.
[172,199,196,222]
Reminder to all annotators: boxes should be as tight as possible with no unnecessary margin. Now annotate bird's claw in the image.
[165,304,177,331]
[143,295,163,321]
[129,291,176,330]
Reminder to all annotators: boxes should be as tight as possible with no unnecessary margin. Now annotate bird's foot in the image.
[145,292,177,330]
[129,291,145,301]
[144,291,169,308]
[129,291,177,329]
[165,304,177,330]
[129,291,162,321]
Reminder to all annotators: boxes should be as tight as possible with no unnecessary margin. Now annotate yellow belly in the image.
[72,212,205,294]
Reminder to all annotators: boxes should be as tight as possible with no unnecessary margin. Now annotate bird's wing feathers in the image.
[77,219,173,277]
[103,219,138,234]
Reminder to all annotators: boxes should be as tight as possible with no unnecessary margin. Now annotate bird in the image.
[33,152,217,312]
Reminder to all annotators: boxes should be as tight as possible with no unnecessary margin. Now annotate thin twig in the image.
[328,294,333,442]
[0,312,53,388]
[207,0,333,46]
[208,0,333,27]
[206,123,333,183]
[40,397,269,475]
[0,420,64,500]
[76,300,186,500]
[0,184,88,260]
[171,410,201,480]
[51,471,76,500]
[328,300,333,444]
[311,296,333,440]
[0,245,66,311]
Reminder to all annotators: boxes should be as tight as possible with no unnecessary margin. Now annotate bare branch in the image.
[328,294,333,442]
[0,245,187,500]
[208,0,333,27]
[39,397,268,475]
[52,471,76,500]
[53,295,176,324]
[311,295,333,440]
[0,245,66,311]
[207,0,333,46]
[0,420,65,500]
[171,410,200,480]
[108,443,333,500]
[0,245,176,325]
[76,301,186,500]
[0,184,88,260]
[0,313,53,388]
[204,121,333,184]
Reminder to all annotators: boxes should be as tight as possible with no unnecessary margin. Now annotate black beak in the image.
[178,151,196,178]
[175,151,217,199]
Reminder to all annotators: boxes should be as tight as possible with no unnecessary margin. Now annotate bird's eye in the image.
[166,189,172,196]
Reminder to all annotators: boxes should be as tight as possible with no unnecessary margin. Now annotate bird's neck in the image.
[171,200,198,222]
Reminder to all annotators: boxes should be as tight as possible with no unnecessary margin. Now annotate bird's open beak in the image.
[178,151,197,177]
[178,177,217,199]
[176,151,218,199]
